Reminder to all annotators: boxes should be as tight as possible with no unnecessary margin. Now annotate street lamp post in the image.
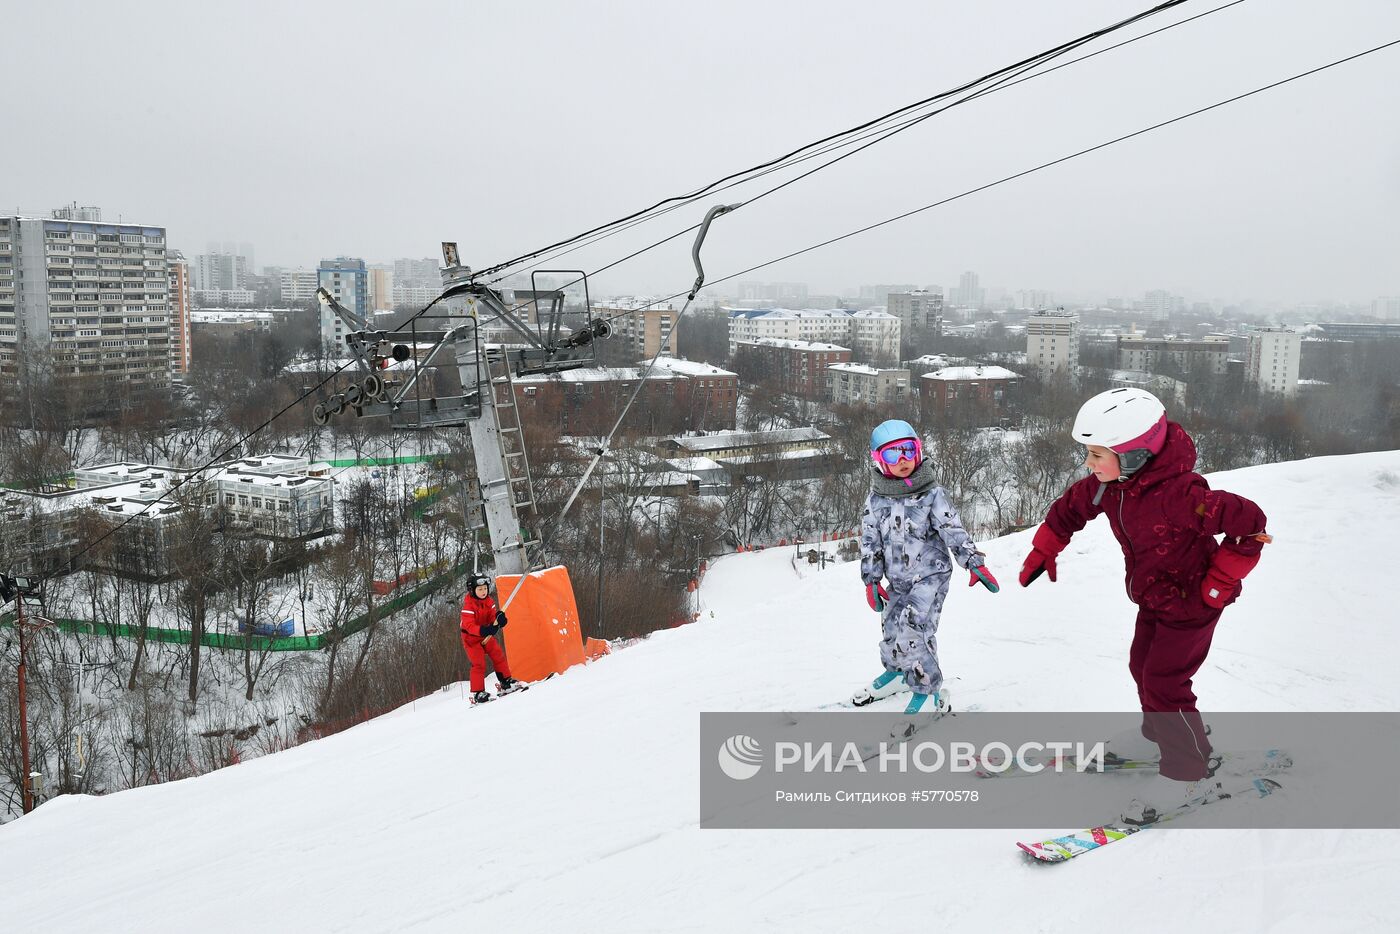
[3,574,51,815]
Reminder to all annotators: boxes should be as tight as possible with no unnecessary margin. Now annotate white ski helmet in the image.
[1071,388,1168,476]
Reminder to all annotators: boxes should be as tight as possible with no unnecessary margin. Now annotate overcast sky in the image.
[5,0,1398,304]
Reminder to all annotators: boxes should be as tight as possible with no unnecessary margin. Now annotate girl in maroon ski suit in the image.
[460,576,518,703]
[1020,392,1269,783]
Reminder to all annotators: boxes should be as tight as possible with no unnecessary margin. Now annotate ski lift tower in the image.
[313,243,612,581]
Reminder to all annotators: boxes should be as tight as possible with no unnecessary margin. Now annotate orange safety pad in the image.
[495,566,586,682]
[584,637,611,660]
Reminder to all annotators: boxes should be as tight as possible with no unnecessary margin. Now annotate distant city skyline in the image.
[7,1,1396,305]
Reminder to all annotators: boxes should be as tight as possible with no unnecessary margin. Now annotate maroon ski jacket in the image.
[1044,421,1267,619]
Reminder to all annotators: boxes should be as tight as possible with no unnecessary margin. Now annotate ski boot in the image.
[851,670,909,707]
[890,688,950,739]
[472,690,493,705]
[1121,774,1217,825]
[496,676,527,696]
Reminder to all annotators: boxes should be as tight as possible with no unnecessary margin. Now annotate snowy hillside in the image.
[4,451,1400,932]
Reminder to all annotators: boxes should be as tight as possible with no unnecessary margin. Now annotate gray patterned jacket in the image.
[860,462,985,589]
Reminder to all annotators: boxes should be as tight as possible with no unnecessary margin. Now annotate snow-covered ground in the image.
[3,451,1399,932]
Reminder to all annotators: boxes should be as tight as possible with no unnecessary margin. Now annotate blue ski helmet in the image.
[870,419,918,451]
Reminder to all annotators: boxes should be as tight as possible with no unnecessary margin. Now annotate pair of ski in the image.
[469,682,529,706]
[1013,748,1293,863]
[1016,772,1285,863]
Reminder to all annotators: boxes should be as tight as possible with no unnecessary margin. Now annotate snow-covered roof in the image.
[725,308,853,320]
[921,365,1021,381]
[646,356,737,378]
[514,367,680,384]
[671,426,829,453]
[664,456,725,472]
[826,363,880,376]
[735,338,850,352]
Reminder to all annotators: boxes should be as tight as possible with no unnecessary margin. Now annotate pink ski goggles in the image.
[872,438,922,467]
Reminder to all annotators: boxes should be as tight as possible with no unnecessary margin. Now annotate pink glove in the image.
[969,566,1000,593]
[865,582,889,612]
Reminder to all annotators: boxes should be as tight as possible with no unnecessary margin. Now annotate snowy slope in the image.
[4,451,1400,933]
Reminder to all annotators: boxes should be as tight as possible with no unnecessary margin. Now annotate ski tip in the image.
[1016,841,1068,863]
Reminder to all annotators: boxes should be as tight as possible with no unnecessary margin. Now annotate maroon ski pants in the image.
[1128,606,1222,780]
[462,635,511,693]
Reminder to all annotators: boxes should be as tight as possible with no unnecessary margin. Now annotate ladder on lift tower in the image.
[484,347,540,556]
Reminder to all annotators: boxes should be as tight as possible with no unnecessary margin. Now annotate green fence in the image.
[0,564,470,652]
[323,454,445,468]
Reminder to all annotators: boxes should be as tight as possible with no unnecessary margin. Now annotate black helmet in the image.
[469,575,492,592]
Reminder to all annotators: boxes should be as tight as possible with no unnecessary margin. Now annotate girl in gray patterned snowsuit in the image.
[859,419,999,715]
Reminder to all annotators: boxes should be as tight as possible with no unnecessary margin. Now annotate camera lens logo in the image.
[717,735,763,781]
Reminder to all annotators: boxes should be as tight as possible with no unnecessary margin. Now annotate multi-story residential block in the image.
[949,271,984,307]
[731,338,851,398]
[1025,311,1079,377]
[192,252,249,292]
[394,257,440,288]
[1117,334,1230,376]
[825,363,911,406]
[1245,327,1301,396]
[644,356,738,430]
[887,289,943,333]
[513,366,691,436]
[1140,289,1180,321]
[592,300,683,358]
[280,269,320,303]
[1313,322,1400,342]
[847,309,901,362]
[319,257,368,357]
[919,365,1021,422]
[1105,369,1188,407]
[167,249,192,377]
[193,288,256,306]
[726,308,901,363]
[0,208,171,390]
[391,284,438,308]
[368,265,394,311]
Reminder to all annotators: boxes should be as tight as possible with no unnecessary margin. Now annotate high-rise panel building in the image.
[887,289,943,332]
[368,265,394,312]
[1245,327,1300,396]
[167,249,193,377]
[318,257,367,357]
[394,257,440,288]
[280,269,320,303]
[0,208,170,389]
[950,271,984,307]
[1025,311,1079,377]
[592,300,683,358]
[192,252,249,292]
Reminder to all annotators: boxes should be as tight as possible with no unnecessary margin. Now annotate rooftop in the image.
[922,365,1021,381]
[735,338,850,352]
[646,356,737,378]
[671,426,829,453]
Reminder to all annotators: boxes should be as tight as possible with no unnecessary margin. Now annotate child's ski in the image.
[977,747,1290,779]
[1016,774,1283,863]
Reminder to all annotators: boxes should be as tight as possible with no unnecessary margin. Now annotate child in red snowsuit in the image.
[1019,389,1270,818]
[460,575,520,704]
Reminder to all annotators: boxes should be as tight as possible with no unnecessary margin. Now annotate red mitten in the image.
[865,582,889,612]
[1201,548,1261,609]
[1019,524,1069,587]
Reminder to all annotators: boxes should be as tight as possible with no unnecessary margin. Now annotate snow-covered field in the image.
[3,450,1399,932]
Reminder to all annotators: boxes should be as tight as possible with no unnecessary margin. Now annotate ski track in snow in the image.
[3,451,1400,931]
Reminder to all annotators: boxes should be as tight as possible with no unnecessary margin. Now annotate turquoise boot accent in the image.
[904,690,947,715]
[872,670,902,690]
